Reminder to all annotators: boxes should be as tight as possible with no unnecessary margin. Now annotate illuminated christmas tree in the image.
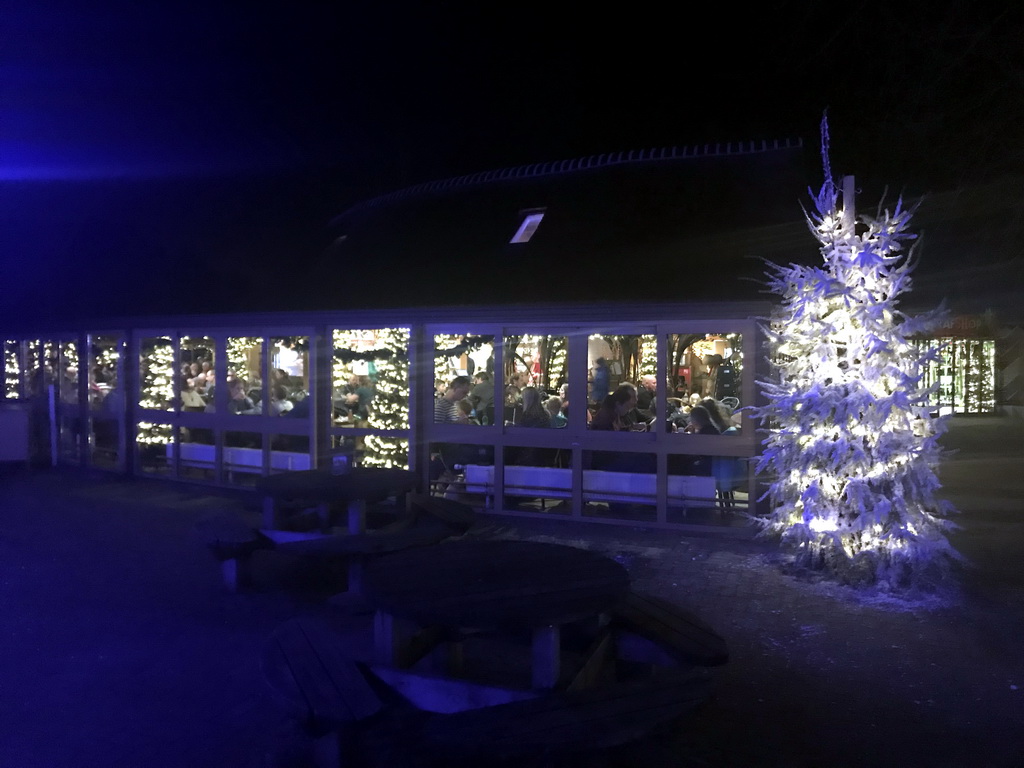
[138,338,174,444]
[227,337,262,383]
[335,328,410,468]
[754,122,959,587]
[5,341,20,398]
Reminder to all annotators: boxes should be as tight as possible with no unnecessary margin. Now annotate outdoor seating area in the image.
[258,532,729,767]
[199,466,731,765]
[3,414,1022,768]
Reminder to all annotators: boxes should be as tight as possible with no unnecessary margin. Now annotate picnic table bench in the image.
[193,512,274,592]
[610,590,729,668]
[364,539,630,690]
[262,617,383,768]
[197,495,477,593]
[422,666,713,761]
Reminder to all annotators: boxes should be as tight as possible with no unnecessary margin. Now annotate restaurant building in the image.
[0,140,1010,530]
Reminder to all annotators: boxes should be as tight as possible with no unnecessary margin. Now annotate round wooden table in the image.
[364,539,630,688]
[256,466,419,531]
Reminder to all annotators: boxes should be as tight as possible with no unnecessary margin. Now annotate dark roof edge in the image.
[1,300,777,337]
[331,138,805,225]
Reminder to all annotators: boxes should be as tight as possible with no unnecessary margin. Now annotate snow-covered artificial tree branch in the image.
[753,119,960,587]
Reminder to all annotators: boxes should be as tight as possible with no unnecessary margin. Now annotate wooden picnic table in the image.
[256,466,419,531]
[364,539,630,689]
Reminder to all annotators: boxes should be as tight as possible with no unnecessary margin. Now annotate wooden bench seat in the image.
[407,493,477,534]
[422,667,712,759]
[610,590,729,668]
[207,504,460,595]
[194,512,273,592]
[262,617,383,768]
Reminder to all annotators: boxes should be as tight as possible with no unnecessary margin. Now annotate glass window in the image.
[180,335,215,412]
[502,334,568,427]
[665,333,743,435]
[58,341,79,405]
[88,335,123,469]
[57,340,82,462]
[224,431,263,485]
[433,334,494,425]
[270,337,310,419]
[334,329,411,468]
[914,338,996,415]
[361,435,408,470]
[137,421,173,475]
[501,445,571,514]
[334,328,411,431]
[25,340,42,396]
[269,433,311,469]
[586,333,655,431]
[139,337,174,411]
[42,341,59,395]
[4,341,20,399]
[226,336,264,415]
[582,449,657,523]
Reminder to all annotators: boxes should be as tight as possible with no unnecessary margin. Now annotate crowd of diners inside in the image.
[434,372,742,434]
[177,358,310,419]
[432,358,746,494]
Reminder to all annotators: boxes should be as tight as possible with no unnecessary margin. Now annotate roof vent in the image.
[509,210,545,244]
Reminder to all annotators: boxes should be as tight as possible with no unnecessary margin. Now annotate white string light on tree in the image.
[335,328,410,468]
[5,341,20,398]
[754,118,960,588]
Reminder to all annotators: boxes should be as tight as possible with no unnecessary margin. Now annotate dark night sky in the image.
[2,0,1023,315]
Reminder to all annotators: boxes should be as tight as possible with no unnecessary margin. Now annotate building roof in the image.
[306,141,814,311]
[2,139,1020,330]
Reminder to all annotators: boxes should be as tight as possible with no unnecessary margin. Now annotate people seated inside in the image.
[228,378,259,415]
[180,380,206,411]
[468,371,494,425]
[700,398,736,434]
[269,384,293,416]
[590,383,639,431]
[434,376,472,423]
[545,395,568,427]
[457,397,480,425]
[636,375,657,418]
[337,374,374,422]
[502,383,522,424]
[205,377,258,415]
[283,389,309,418]
[511,386,550,428]
[685,405,719,435]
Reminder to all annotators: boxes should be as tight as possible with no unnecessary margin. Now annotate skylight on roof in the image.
[510,211,545,243]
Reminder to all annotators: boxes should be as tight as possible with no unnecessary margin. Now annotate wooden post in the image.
[531,625,561,689]
[262,494,276,529]
[347,499,366,534]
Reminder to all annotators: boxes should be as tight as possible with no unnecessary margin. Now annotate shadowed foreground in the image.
[0,416,1021,767]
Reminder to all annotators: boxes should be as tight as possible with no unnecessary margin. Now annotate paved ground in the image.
[1,415,1021,767]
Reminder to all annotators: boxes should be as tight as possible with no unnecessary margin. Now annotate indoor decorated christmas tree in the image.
[754,123,959,587]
